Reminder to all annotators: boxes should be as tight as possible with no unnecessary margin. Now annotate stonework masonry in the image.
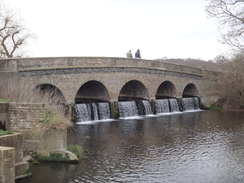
[8,103,45,132]
[0,57,222,107]
[0,103,67,154]
[0,133,29,182]
[0,146,15,183]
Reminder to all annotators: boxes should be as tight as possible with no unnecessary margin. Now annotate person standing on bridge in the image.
[126,50,133,58]
[135,49,141,59]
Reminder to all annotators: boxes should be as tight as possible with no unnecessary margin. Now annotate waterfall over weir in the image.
[118,101,138,118]
[155,99,170,113]
[155,98,179,114]
[182,97,200,111]
[118,100,152,118]
[74,97,200,122]
[75,102,110,122]
[169,98,180,112]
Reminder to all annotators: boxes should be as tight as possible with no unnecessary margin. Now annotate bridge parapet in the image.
[0,57,203,77]
[0,59,17,72]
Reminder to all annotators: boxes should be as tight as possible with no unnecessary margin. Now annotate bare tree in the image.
[0,6,35,58]
[216,50,244,109]
[205,0,244,50]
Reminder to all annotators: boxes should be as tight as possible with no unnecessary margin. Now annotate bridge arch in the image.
[118,80,149,101]
[75,80,110,103]
[182,83,199,97]
[156,81,177,99]
[35,84,66,105]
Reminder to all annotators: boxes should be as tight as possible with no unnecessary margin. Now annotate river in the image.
[22,110,244,183]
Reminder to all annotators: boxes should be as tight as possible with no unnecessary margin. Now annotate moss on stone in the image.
[67,144,84,160]
[0,99,11,103]
[34,152,70,163]
[209,103,223,111]
[0,130,13,136]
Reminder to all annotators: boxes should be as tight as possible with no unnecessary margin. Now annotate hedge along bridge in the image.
[0,57,221,120]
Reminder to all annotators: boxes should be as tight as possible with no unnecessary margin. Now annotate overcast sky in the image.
[2,0,228,60]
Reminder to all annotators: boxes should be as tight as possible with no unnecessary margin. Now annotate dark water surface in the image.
[24,110,244,183]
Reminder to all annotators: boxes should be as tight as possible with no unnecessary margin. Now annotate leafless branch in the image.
[205,0,244,50]
[0,5,35,58]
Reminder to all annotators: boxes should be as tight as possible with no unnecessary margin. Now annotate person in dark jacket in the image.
[135,49,141,59]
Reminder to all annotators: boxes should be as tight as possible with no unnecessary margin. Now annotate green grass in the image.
[0,99,11,103]
[0,129,13,136]
[44,108,55,124]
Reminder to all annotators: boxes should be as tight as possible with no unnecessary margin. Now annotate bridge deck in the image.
[0,57,203,77]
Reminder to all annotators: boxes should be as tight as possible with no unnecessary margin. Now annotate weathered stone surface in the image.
[0,57,221,106]
[37,129,67,155]
[8,103,45,132]
[0,146,15,183]
[15,161,30,180]
[0,103,67,153]
[0,133,23,163]
[0,133,30,180]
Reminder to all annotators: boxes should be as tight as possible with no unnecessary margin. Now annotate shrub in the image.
[42,107,72,131]
[34,152,70,163]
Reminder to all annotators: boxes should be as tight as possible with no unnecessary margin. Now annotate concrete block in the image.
[0,146,15,183]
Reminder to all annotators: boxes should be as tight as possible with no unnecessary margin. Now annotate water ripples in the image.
[26,111,244,183]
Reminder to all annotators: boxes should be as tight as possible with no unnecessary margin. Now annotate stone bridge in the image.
[0,57,221,115]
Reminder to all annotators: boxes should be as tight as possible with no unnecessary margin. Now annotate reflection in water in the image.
[24,111,244,183]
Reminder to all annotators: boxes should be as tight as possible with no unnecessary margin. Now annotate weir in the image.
[75,102,111,122]
[118,101,139,118]
[169,98,180,112]
[155,99,170,114]
[155,98,180,114]
[118,100,152,118]
[182,97,200,111]
[75,97,200,122]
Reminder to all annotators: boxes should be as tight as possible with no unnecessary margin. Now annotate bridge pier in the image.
[110,102,119,119]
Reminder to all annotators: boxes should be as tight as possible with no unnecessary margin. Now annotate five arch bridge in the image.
[0,57,221,117]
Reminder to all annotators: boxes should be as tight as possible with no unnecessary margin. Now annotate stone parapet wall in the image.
[8,103,45,131]
[0,59,17,72]
[1,57,203,77]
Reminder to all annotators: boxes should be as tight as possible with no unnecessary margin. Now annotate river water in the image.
[23,110,244,183]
